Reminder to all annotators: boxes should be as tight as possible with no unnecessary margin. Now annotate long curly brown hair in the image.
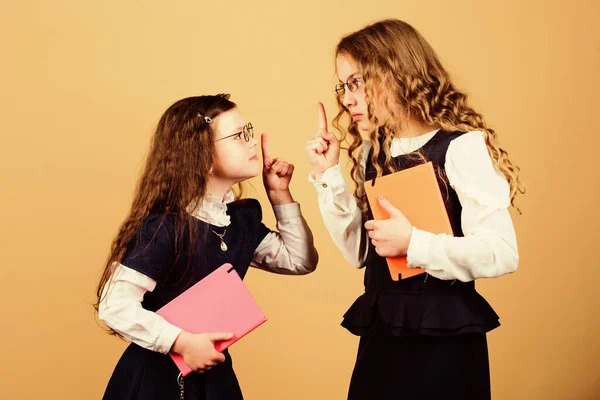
[332,19,524,212]
[94,94,240,320]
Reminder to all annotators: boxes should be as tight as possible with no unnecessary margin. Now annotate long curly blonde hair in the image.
[332,19,524,212]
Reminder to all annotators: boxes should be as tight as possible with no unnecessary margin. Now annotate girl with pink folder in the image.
[306,19,522,399]
[95,94,318,399]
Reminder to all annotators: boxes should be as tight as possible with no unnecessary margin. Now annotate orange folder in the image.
[156,263,267,376]
[363,162,453,281]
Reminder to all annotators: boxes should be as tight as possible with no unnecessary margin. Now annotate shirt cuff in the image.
[154,323,183,354]
[406,227,433,269]
[308,163,347,195]
[272,201,301,221]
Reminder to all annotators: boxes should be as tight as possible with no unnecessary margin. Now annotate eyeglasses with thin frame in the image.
[214,122,254,142]
[335,77,363,98]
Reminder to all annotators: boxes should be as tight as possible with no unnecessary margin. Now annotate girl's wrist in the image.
[267,190,294,206]
[172,331,190,355]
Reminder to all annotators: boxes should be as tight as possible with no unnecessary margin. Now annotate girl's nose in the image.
[343,90,357,108]
[248,136,258,148]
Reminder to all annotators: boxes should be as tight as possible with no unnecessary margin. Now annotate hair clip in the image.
[198,113,212,124]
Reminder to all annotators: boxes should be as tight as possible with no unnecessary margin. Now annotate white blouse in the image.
[98,192,318,355]
[309,130,519,282]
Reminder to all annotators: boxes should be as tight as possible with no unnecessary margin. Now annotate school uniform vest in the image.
[341,131,500,337]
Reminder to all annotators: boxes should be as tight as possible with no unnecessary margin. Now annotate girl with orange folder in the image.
[95,94,318,399]
[306,19,522,399]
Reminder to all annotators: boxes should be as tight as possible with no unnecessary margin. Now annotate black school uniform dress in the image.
[102,199,270,400]
[343,131,500,400]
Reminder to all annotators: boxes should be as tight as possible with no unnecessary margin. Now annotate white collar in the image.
[390,129,439,155]
[187,190,235,227]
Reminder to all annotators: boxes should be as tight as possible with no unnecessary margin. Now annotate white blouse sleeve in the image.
[406,131,519,281]
[98,264,182,354]
[307,141,371,269]
[250,202,319,275]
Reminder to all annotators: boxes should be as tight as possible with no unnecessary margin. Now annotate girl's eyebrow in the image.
[228,125,246,135]
[338,72,361,83]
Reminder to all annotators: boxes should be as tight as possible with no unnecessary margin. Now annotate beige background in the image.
[1,0,599,399]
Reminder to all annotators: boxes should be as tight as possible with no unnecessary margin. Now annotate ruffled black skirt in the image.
[342,289,499,337]
[347,315,491,399]
[102,344,243,400]
[343,275,498,399]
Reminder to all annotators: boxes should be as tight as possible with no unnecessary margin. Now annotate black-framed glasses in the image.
[335,77,362,98]
[214,122,254,142]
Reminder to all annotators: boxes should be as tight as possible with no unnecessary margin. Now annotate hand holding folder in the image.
[156,263,267,376]
[364,162,453,281]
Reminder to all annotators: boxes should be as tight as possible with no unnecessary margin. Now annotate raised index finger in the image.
[261,132,273,167]
[317,102,328,132]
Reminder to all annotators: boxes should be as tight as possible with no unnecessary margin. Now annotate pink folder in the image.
[155,263,267,376]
